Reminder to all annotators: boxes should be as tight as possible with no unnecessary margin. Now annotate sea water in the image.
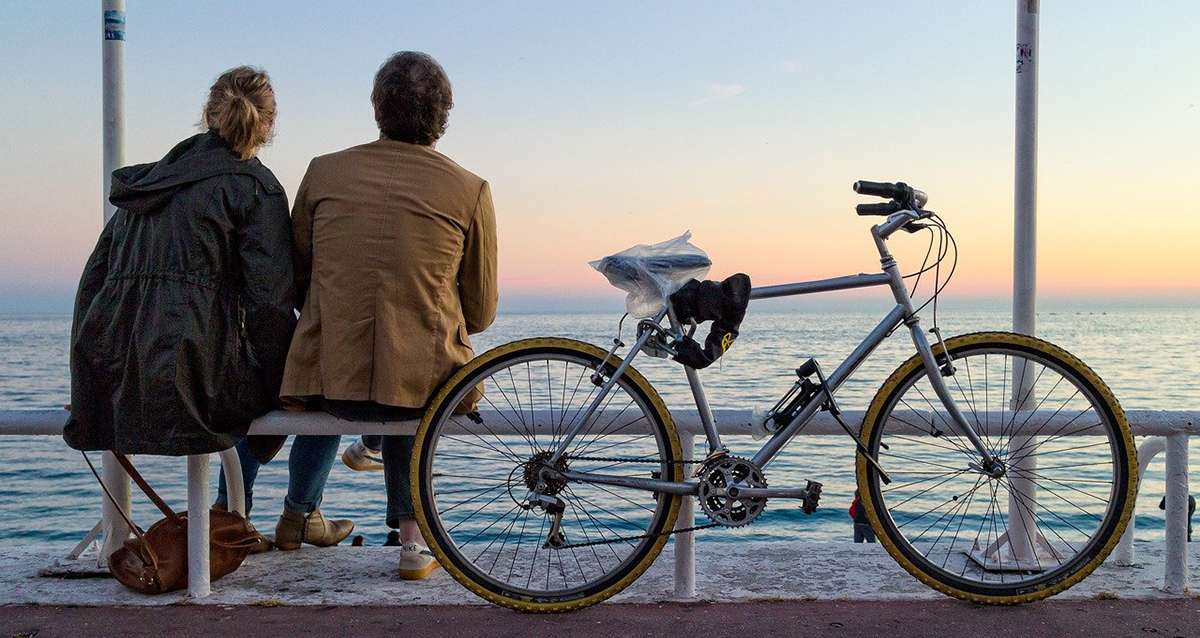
[0,306,1195,546]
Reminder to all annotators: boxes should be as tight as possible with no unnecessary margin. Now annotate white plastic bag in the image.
[590,232,712,318]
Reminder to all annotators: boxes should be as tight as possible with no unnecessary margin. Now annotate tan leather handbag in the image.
[84,451,264,594]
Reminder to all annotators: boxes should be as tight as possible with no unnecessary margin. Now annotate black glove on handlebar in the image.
[668,273,751,369]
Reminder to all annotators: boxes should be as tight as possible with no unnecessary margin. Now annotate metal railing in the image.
[0,408,1194,598]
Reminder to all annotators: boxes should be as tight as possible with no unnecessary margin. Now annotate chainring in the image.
[696,455,767,527]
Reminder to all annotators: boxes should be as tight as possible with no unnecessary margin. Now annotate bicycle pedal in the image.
[801,480,823,515]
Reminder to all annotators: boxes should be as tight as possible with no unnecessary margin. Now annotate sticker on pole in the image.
[104,10,126,41]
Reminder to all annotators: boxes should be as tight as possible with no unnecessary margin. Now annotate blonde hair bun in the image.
[203,66,276,160]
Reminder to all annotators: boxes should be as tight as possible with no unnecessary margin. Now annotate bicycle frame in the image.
[549,210,996,497]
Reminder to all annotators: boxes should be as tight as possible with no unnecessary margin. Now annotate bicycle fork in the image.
[886,255,1000,473]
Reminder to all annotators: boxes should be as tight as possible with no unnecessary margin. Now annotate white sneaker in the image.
[398,543,440,580]
[341,440,384,471]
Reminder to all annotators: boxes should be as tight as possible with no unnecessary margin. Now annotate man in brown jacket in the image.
[277,51,498,578]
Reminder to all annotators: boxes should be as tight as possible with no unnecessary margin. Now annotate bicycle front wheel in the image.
[857,332,1136,604]
[412,338,683,612]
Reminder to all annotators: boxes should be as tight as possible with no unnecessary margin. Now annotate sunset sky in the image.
[1,1,1197,313]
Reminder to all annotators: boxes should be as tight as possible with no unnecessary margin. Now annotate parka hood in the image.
[109,131,280,214]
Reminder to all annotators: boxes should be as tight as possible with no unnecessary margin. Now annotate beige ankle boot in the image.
[274,509,355,551]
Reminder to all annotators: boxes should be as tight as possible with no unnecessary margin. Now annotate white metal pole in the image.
[98,456,131,564]
[1116,437,1167,566]
[1006,0,1040,564]
[97,0,130,568]
[101,0,125,224]
[187,455,213,597]
[218,447,247,516]
[1162,433,1189,593]
[672,432,696,599]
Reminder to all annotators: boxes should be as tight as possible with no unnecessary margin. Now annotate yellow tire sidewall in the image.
[410,337,683,613]
[855,331,1137,604]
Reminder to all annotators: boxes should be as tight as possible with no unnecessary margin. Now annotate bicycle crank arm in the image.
[726,481,824,515]
[557,469,699,496]
[725,486,810,499]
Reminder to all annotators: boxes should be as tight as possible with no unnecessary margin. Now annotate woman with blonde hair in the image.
[65,67,353,549]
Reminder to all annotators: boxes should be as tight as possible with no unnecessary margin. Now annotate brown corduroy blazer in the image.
[279,138,497,408]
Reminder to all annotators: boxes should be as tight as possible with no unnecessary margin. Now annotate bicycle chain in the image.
[565,455,699,465]
[550,454,722,549]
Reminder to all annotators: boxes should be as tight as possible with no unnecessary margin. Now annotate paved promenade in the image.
[1,541,1195,606]
[2,540,1196,636]
[3,600,1198,638]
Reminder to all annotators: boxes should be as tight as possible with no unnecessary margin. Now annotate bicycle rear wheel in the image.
[412,338,683,612]
[856,332,1136,603]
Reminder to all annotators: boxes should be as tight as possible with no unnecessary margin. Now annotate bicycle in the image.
[410,180,1136,612]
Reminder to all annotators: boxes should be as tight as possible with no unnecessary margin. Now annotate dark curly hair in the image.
[371,52,453,145]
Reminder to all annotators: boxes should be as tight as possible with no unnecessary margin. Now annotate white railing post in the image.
[672,432,696,599]
[218,447,247,516]
[1115,437,1166,566]
[187,454,212,597]
[1162,433,1189,593]
[98,451,132,566]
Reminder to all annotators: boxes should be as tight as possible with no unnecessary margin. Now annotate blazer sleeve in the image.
[459,180,498,334]
[238,182,298,386]
[290,162,316,311]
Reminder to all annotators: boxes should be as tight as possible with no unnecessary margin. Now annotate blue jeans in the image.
[853,521,876,543]
[216,434,341,515]
[323,400,420,529]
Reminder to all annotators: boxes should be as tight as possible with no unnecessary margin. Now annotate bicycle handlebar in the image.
[853,180,928,208]
[855,202,902,216]
[853,180,901,198]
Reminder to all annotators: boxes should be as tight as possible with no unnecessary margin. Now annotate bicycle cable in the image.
[910,213,958,329]
[902,223,939,297]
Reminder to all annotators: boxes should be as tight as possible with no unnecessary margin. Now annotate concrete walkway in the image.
[2,541,1195,607]
[4,600,1199,638]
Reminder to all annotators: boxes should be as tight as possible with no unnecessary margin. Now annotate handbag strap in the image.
[109,453,178,521]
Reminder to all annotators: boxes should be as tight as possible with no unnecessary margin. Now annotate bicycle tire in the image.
[856,331,1136,604]
[411,338,683,612]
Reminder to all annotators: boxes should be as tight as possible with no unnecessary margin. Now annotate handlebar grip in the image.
[852,180,901,199]
[856,202,902,216]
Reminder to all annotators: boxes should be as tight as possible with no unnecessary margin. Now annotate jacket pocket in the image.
[456,323,471,348]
